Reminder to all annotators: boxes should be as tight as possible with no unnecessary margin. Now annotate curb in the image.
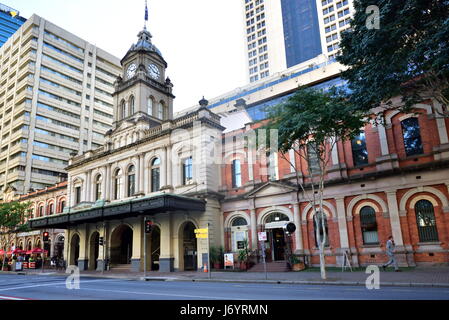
[3,271,449,288]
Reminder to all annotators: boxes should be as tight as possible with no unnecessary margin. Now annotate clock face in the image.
[127,63,137,79]
[148,64,160,80]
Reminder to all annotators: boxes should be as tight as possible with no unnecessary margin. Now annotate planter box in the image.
[292,263,306,271]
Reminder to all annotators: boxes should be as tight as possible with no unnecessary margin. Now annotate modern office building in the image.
[243,0,354,82]
[0,14,121,197]
[0,3,26,48]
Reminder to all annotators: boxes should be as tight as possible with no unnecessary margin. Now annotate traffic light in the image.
[43,232,49,242]
[145,220,153,234]
[99,237,104,246]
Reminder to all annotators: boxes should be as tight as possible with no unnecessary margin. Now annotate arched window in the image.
[75,186,82,205]
[38,205,44,217]
[265,212,289,223]
[307,143,321,174]
[60,200,66,213]
[401,117,424,156]
[182,157,193,185]
[360,206,378,244]
[95,175,102,201]
[147,97,154,116]
[127,165,136,197]
[48,203,54,215]
[158,102,164,120]
[352,131,368,166]
[415,200,439,242]
[313,212,329,247]
[151,158,161,192]
[129,96,135,116]
[113,169,122,200]
[231,217,248,252]
[232,159,242,188]
[120,100,126,120]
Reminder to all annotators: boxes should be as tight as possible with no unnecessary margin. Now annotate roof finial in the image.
[144,0,149,30]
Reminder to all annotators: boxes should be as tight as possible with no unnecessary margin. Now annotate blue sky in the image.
[3,0,247,111]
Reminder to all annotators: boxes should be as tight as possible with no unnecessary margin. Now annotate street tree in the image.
[337,0,449,117]
[0,201,32,269]
[264,87,366,279]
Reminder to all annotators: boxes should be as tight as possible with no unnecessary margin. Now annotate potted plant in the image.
[210,246,224,270]
[290,255,305,271]
[238,249,248,270]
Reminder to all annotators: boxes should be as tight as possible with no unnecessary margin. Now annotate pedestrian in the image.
[382,236,401,272]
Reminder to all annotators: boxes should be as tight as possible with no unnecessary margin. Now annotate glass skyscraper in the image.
[0,3,26,47]
[281,0,322,68]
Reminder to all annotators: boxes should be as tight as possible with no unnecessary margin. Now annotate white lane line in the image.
[0,279,121,292]
[63,286,248,300]
[0,295,29,300]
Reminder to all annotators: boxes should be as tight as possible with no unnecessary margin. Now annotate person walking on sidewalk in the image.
[382,236,401,272]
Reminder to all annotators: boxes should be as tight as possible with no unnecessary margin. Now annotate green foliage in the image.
[0,201,32,234]
[237,249,248,263]
[209,246,224,264]
[337,0,449,113]
[264,86,366,158]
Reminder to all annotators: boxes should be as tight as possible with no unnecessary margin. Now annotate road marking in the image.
[0,279,120,292]
[67,287,248,300]
[0,295,29,300]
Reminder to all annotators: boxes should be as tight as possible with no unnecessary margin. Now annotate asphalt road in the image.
[0,274,447,300]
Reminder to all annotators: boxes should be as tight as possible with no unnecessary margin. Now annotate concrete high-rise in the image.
[0,3,26,47]
[0,14,121,197]
[243,0,354,83]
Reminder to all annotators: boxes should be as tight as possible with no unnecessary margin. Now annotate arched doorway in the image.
[144,225,161,271]
[264,212,290,262]
[110,225,133,266]
[70,234,80,266]
[181,222,198,271]
[55,235,65,259]
[89,232,100,270]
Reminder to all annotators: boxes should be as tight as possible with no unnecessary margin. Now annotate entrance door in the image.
[271,229,286,261]
[183,222,197,271]
[111,225,133,265]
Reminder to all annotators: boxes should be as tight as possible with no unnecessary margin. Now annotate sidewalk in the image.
[14,266,449,288]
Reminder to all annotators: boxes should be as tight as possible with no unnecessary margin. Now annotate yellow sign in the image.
[194,229,208,234]
[196,234,208,239]
[10,11,18,18]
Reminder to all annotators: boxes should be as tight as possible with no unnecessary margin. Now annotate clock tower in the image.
[113,26,175,126]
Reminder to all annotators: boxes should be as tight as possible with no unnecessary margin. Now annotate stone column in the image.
[85,170,92,203]
[377,124,390,156]
[248,148,254,181]
[293,203,303,253]
[167,145,173,188]
[250,207,257,250]
[139,154,145,193]
[77,225,88,271]
[161,147,168,187]
[289,149,296,173]
[136,155,141,195]
[159,214,174,272]
[335,197,350,250]
[96,223,107,271]
[131,218,142,272]
[103,165,109,201]
[386,190,409,266]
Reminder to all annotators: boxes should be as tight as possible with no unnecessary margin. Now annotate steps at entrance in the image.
[109,264,131,272]
[248,261,289,272]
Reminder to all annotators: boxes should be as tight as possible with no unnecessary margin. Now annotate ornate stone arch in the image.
[385,103,432,125]
[399,187,449,211]
[302,201,336,222]
[257,206,294,226]
[347,194,388,217]
[224,211,251,228]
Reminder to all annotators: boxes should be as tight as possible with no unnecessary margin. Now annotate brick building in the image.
[220,98,449,267]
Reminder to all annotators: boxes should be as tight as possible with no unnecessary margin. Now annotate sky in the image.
[4,0,248,112]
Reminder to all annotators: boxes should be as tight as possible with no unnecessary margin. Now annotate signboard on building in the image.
[224,254,234,267]
[258,232,267,242]
[17,231,41,237]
